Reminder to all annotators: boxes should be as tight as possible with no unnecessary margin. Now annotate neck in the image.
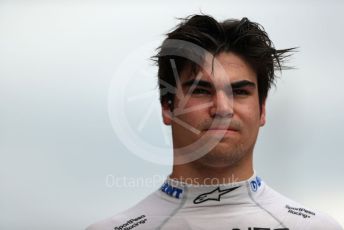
[170,151,254,185]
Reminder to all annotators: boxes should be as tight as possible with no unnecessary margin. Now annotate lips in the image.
[202,129,238,139]
[204,125,239,132]
[207,127,238,131]
[203,128,239,138]
[201,121,241,133]
[205,129,238,135]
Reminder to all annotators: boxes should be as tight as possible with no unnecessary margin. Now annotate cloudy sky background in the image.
[1,0,343,229]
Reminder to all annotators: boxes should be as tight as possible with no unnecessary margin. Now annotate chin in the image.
[196,145,247,168]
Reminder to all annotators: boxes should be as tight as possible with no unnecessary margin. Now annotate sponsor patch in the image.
[160,182,183,199]
[285,205,316,219]
[114,215,147,230]
[250,176,262,192]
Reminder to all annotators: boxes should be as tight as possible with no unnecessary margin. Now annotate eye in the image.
[191,88,211,95]
[233,89,249,96]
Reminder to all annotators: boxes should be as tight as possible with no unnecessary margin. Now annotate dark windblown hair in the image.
[152,14,296,110]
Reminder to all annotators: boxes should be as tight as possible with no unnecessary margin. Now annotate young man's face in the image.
[162,52,266,167]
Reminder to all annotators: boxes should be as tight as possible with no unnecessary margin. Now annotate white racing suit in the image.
[87,173,342,230]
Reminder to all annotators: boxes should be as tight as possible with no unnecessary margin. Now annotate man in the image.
[87,14,342,229]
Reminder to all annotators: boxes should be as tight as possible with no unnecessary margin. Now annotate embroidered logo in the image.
[193,186,240,204]
[160,183,183,199]
[250,176,262,192]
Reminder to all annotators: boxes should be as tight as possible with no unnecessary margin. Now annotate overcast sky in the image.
[1,0,343,229]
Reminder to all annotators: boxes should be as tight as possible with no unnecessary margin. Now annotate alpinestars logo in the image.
[193,186,240,204]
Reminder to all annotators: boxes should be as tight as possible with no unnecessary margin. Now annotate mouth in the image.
[205,124,239,131]
[207,127,238,131]
[203,127,239,136]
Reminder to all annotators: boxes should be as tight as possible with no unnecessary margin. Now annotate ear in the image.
[259,100,266,127]
[162,100,173,125]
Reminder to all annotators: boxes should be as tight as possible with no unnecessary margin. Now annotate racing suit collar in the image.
[158,172,264,207]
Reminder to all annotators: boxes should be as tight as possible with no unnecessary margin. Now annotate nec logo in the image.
[160,183,183,199]
[250,176,262,192]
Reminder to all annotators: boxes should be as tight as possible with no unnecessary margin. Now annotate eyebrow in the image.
[231,80,256,89]
[182,79,256,89]
[182,79,212,88]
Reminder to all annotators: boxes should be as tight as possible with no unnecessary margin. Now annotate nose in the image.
[210,91,234,118]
